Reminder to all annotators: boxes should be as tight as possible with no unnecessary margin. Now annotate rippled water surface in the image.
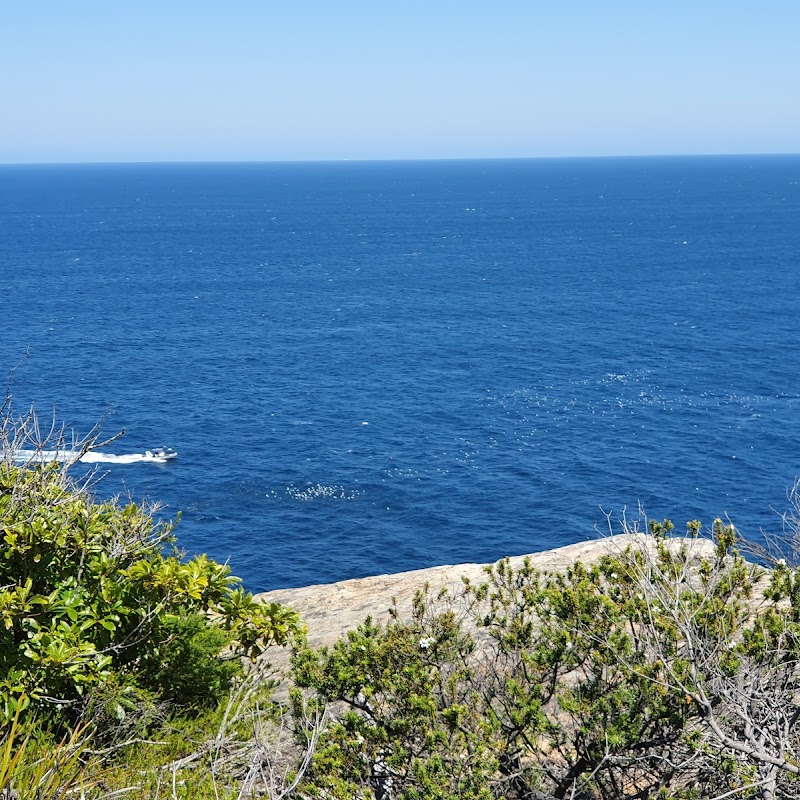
[2,156,799,589]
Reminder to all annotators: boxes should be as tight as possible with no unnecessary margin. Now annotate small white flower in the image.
[777,558,787,567]
[419,636,435,649]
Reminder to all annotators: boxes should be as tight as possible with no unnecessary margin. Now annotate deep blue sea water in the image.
[2,156,799,590]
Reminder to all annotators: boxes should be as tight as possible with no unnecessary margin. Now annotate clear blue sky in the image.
[2,1,798,163]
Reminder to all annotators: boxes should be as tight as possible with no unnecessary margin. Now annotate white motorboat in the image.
[144,447,178,461]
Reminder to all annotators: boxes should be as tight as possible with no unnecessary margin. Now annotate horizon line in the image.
[2,151,799,168]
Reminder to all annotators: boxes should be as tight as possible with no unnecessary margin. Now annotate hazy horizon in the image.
[3,152,799,168]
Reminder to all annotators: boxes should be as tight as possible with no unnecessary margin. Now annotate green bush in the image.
[0,460,301,727]
[292,591,497,800]
[143,612,241,708]
[293,515,800,800]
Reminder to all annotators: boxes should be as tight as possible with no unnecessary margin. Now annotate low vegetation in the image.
[3,396,800,798]
[292,513,800,800]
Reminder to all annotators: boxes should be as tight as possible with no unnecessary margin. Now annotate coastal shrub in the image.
[292,591,498,799]
[293,509,800,800]
[0,459,301,729]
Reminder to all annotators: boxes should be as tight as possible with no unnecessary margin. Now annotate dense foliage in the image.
[292,593,495,800]
[293,516,800,800]
[0,460,301,727]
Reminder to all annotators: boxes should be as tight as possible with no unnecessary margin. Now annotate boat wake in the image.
[12,447,178,465]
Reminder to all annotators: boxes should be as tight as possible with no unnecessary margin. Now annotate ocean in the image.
[2,156,799,590]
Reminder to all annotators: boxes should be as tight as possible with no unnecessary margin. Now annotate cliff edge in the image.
[255,534,683,650]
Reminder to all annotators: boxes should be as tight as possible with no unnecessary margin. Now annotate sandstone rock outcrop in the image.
[255,535,668,650]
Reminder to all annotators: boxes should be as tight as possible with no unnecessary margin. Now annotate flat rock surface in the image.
[255,535,673,651]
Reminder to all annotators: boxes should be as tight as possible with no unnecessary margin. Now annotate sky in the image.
[1,1,798,163]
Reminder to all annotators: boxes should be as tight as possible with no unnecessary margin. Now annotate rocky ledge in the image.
[255,534,690,651]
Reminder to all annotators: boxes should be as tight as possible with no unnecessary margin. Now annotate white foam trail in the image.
[11,449,175,465]
[82,452,153,464]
